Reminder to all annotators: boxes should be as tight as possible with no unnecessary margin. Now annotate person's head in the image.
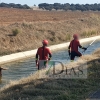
[73,34,79,40]
[42,40,48,47]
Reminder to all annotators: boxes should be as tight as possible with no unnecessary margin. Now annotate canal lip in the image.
[0,35,100,65]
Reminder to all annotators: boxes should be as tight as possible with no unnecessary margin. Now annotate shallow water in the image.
[0,40,100,88]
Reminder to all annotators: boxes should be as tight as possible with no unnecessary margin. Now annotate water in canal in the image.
[0,40,100,88]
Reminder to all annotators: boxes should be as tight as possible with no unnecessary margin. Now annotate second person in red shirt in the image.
[68,34,87,60]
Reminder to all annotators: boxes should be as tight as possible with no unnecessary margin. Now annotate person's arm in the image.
[48,49,52,60]
[48,53,52,60]
[35,49,39,67]
[36,54,38,64]
[78,41,87,50]
[68,43,71,57]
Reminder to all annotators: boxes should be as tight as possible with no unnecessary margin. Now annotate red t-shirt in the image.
[37,47,51,60]
[69,39,81,52]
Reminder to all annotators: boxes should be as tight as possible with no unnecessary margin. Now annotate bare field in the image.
[0,8,100,55]
[0,8,97,25]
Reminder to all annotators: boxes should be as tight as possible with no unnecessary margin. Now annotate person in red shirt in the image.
[36,40,52,70]
[68,34,87,60]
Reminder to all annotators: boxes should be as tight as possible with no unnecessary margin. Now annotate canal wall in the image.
[0,36,100,64]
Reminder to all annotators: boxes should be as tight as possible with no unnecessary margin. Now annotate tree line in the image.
[0,3,30,9]
[38,3,100,11]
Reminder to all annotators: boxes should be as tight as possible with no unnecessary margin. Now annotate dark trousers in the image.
[70,51,82,60]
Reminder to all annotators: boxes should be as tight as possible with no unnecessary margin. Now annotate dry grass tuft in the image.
[93,48,100,56]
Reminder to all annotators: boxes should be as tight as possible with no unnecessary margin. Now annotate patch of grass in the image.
[93,48,100,57]
[12,29,20,36]
[48,30,55,36]
[82,30,97,37]
[22,22,33,29]
[66,34,71,41]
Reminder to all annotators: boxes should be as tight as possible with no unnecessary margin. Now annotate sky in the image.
[0,0,100,6]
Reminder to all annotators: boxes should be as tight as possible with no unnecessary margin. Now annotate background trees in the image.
[38,3,100,11]
[0,3,30,9]
[1,2,100,11]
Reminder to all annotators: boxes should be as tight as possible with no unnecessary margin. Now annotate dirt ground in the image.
[0,8,91,25]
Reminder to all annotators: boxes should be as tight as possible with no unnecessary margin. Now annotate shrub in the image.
[12,29,20,36]
[22,22,33,29]
[0,3,30,9]
[66,34,71,41]
[82,30,97,37]
[91,31,97,35]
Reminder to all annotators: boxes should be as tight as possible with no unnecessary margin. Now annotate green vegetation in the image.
[39,3,100,11]
[66,34,71,41]
[22,22,33,29]
[12,29,20,36]
[0,3,30,9]
[82,30,97,37]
